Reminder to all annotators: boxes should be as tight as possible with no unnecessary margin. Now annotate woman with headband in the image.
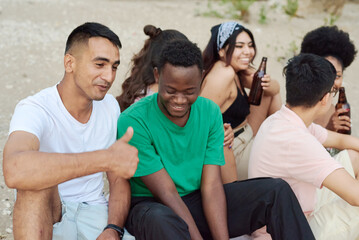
[301,25,357,133]
[201,21,281,181]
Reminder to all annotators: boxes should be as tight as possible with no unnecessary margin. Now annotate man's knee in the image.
[129,202,189,239]
[144,204,187,229]
[16,187,59,205]
[15,187,61,223]
[263,178,294,198]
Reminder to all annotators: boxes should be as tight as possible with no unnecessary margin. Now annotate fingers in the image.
[336,108,349,115]
[223,123,231,129]
[223,123,234,148]
[119,127,134,143]
[333,114,351,132]
[261,75,271,89]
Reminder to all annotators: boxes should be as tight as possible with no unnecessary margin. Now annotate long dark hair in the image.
[203,25,256,79]
[117,25,188,111]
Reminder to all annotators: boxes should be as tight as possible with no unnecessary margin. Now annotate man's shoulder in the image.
[121,94,154,117]
[194,96,220,112]
[17,85,57,110]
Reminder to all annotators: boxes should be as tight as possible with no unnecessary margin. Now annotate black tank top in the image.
[222,87,250,129]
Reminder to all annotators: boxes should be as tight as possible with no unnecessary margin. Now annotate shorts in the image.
[308,150,359,240]
[52,202,108,240]
[52,201,135,240]
[232,123,254,180]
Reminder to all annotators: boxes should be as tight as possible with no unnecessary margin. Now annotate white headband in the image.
[217,22,242,51]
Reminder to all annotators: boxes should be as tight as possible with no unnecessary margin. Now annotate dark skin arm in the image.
[201,164,229,240]
[326,108,351,132]
[141,168,203,240]
[97,174,131,240]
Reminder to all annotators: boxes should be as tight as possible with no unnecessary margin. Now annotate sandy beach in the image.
[0,0,358,238]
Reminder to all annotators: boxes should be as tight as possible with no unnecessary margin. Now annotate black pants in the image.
[125,178,315,240]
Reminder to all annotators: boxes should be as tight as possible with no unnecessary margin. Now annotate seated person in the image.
[117,39,315,240]
[300,25,357,132]
[249,53,359,240]
[117,24,234,183]
[2,22,138,239]
[200,21,282,181]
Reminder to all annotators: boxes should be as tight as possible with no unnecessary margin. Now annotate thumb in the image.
[119,127,134,143]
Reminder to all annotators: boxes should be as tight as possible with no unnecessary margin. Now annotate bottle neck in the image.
[258,59,267,72]
[338,88,347,103]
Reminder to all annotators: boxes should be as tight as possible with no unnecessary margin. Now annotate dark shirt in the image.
[222,87,250,129]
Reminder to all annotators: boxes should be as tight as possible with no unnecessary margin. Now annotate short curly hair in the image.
[300,26,357,70]
[157,39,203,73]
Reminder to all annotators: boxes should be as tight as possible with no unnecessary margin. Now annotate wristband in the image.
[103,224,124,239]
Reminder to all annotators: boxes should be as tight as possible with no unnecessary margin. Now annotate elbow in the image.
[344,191,359,206]
[3,168,17,189]
[3,159,20,189]
[348,197,359,207]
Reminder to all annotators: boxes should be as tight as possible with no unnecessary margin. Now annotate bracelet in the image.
[103,224,124,239]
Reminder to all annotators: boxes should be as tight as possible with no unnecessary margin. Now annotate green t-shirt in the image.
[117,93,225,197]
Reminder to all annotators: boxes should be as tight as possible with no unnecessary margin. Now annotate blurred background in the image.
[0,0,358,238]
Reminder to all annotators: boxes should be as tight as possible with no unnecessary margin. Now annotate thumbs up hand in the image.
[107,127,139,179]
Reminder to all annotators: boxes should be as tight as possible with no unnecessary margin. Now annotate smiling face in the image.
[155,63,202,126]
[70,37,120,101]
[325,55,343,90]
[228,31,255,72]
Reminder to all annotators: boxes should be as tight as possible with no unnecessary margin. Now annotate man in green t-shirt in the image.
[117,39,314,240]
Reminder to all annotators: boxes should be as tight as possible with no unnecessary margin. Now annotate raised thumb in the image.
[119,127,134,143]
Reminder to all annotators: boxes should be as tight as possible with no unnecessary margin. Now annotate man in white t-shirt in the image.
[249,53,359,240]
[3,22,139,240]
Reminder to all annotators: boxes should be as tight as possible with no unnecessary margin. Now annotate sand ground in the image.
[0,0,358,238]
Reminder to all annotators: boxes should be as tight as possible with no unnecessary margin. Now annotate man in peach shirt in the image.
[249,53,359,240]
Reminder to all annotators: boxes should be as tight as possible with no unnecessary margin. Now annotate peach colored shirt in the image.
[249,105,342,214]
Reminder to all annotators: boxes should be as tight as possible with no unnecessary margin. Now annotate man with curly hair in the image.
[117,39,315,240]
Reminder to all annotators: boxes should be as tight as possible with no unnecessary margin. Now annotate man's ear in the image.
[64,53,75,73]
[320,92,331,106]
[153,67,159,83]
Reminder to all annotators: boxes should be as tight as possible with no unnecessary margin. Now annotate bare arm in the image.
[97,174,131,240]
[3,127,138,190]
[200,65,235,111]
[323,130,359,151]
[322,168,359,206]
[201,164,229,240]
[141,168,203,240]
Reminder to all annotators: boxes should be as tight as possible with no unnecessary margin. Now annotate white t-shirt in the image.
[9,85,120,204]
